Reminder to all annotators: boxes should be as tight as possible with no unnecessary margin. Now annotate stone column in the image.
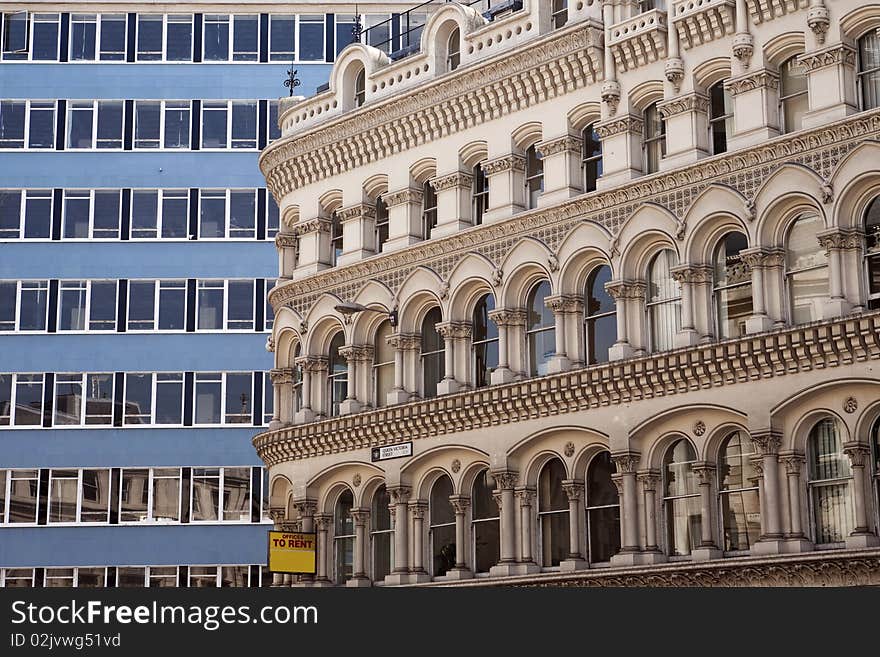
[670,265,706,347]
[408,500,429,580]
[275,232,299,278]
[732,0,754,74]
[383,187,423,252]
[347,508,371,586]
[741,248,772,333]
[336,202,377,265]
[594,116,644,189]
[489,471,519,577]
[536,134,584,206]
[314,513,333,585]
[268,509,286,586]
[488,309,527,384]
[842,442,880,549]
[386,334,419,405]
[337,345,361,415]
[384,486,412,585]
[749,455,767,538]
[637,470,664,560]
[435,322,460,396]
[446,496,473,579]
[482,154,526,223]
[289,217,332,275]
[560,480,588,571]
[600,0,621,116]
[431,171,474,238]
[610,451,641,565]
[724,70,781,151]
[268,368,291,429]
[751,430,785,554]
[798,44,858,129]
[293,356,324,424]
[658,94,710,169]
[691,462,722,560]
[817,229,858,319]
[515,487,539,572]
[778,452,813,552]
[545,295,573,374]
[605,280,634,360]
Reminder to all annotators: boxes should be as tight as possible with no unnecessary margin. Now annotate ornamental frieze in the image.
[796,43,856,72]
[539,135,584,157]
[383,187,424,207]
[431,172,474,191]
[657,93,710,119]
[724,69,780,96]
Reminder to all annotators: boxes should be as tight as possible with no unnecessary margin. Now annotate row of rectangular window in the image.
[0,99,281,150]
[1,565,267,588]
[0,466,268,526]
[0,188,279,240]
[0,12,394,63]
[0,278,275,333]
[0,371,275,428]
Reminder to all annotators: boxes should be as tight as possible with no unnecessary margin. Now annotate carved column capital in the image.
[292,499,317,518]
[449,495,471,514]
[295,355,329,373]
[483,154,526,175]
[515,487,536,505]
[637,469,661,491]
[387,333,421,351]
[605,280,646,300]
[657,93,710,119]
[538,134,583,157]
[610,451,641,473]
[269,368,295,385]
[492,470,519,490]
[750,430,782,456]
[487,308,528,327]
[350,508,370,526]
[408,500,428,519]
[779,452,806,475]
[561,479,584,501]
[724,69,779,96]
[842,442,872,468]
[431,171,474,191]
[387,486,412,504]
[384,187,423,207]
[290,216,332,237]
[314,513,333,531]
[670,264,714,284]
[594,115,643,139]
[692,461,716,485]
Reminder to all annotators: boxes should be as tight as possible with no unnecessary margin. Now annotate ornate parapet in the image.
[607,10,668,72]
[672,0,736,49]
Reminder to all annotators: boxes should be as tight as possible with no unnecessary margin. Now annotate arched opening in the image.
[472,162,489,225]
[333,489,354,585]
[713,232,751,339]
[864,196,880,309]
[354,66,366,108]
[663,438,700,556]
[808,418,854,544]
[785,212,828,325]
[647,249,681,352]
[585,451,620,563]
[430,474,455,577]
[551,0,568,29]
[373,320,394,407]
[472,294,498,388]
[292,342,303,415]
[421,180,437,240]
[526,280,554,377]
[371,485,392,581]
[327,331,347,416]
[538,458,568,567]
[525,144,544,209]
[446,27,461,71]
[581,122,602,192]
[858,30,880,110]
[717,431,760,551]
[708,81,733,155]
[584,265,616,364]
[421,307,444,398]
[643,103,665,174]
[471,469,500,573]
[779,56,807,134]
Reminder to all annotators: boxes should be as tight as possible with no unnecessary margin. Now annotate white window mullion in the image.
[227,101,233,149]
[147,468,155,521]
[220,375,228,427]
[218,468,226,521]
[225,189,231,238]
[92,101,99,149]
[159,101,166,150]
[156,190,163,237]
[75,469,84,522]
[150,371,158,424]
[23,100,31,149]
[223,280,230,331]
[162,16,169,62]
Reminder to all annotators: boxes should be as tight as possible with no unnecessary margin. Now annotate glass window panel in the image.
[84,373,114,425]
[197,281,224,329]
[233,15,259,61]
[80,469,110,522]
[120,468,149,522]
[231,102,257,148]
[99,14,127,61]
[95,100,123,149]
[192,468,221,520]
[224,373,252,424]
[32,14,60,60]
[227,280,254,329]
[158,281,186,330]
[2,12,29,58]
[117,567,146,587]
[165,15,192,61]
[134,101,161,148]
[124,373,152,424]
[163,101,190,149]
[8,470,39,522]
[131,190,158,239]
[223,467,251,520]
[194,374,222,424]
[93,190,121,238]
[0,101,25,147]
[0,469,6,515]
[0,283,15,331]
[420,307,444,398]
[77,568,106,587]
[266,191,280,238]
[48,469,79,522]
[0,190,21,238]
[19,281,48,330]
[127,280,156,330]
[161,189,188,238]
[204,15,229,61]
[153,468,181,521]
[199,190,225,237]
[67,102,94,149]
[268,101,281,143]
[269,15,295,61]
[24,190,52,238]
[28,102,55,149]
[70,14,97,60]
[44,568,75,587]
[201,102,228,149]
[221,566,249,587]
[63,190,90,239]
[89,282,117,331]
[137,15,163,60]
[155,373,183,424]
[148,566,176,587]
[190,566,219,587]
[229,190,255,237]
[859,32,880,110]
[54,374,83,425]
[787,213,828,325]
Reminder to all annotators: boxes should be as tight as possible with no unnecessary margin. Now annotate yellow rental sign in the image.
[267,531,317,574]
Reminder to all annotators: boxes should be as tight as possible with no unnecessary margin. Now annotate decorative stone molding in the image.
[275,233,299,249]
[295,356,329,373]
[604,280,647,300]
[658,93,710,119]
[724,70,779,96]
[562,480,584,501]
[806,4,831,44]
[483,154,526,175]
[670,265,714,284]
[672,0,736,50]
[515,487,536,505]
[610,451,640,473]
[269,367,296,385]
[732,32,754,69]
[290,217,331,237]
[340,344,375,363]
[487,308,528,327]
[564,441,575,458]
[384,187,424,207]
[817,228,865,252]
[545,294,583,314]
[744,0,808,25]
[268,508,285,524]
[692,461,716,484]
[797,43,856,71]
[387,333,421,351]
[337,203,376,223]
[751,430,782,455]
[780,453,805,475]
[741,247,785,269]
[637,470,661,491]
[388,486,411,504]
[350,508,369,524]
[437,321,473,339]
[693,420,707,437]
[492,471,519,490]
[449,495,471,514]
[431,172,474,192]
[842,442,871,467]
[292,500,317,518]
[451,459,461,474]
[594,115,643,139]
[539,135,583,157]
[607,9,668,72]
[843,396,858,414]
[254,314,880,465]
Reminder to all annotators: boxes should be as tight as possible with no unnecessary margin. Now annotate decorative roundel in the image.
[353,473,362,488]
[451,459,461,474]
[564,442,575,458]
[693,420,707,437]
[843,397,858,414]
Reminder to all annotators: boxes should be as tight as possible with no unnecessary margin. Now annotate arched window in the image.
[713,232,752,339]
[328,331,347,416]
[471,470,500,573]
[858,31,880,110]
[373,320,394,407]
[526,280,554,377]
[538,458,568,567]
[374,195,388,253]
[472,162,489,225]
[786,212,828,325]
[421,307,444,398]
[292,343,303,414]
[446,27,460,71]
[872,418,880,523]
[647,249,681,352]
[581,123,602,192]
[584,265,615,364]
[551,0,568,29]
[864,196,880,309]
[430,475,455,577]
[808,418,855,544]
[663,438,700,556]
[333,489,354,584]
[354,67,366,108]
[717,431,760,551]
[585,452,620,563]
[371,485,393,581]
[643,103,665,174]
[525,144,543,209]
[709,81,733,154]
[421,180,437,240]
[330,211,343,266]
[472,294,498,388]
[779,56,807,134]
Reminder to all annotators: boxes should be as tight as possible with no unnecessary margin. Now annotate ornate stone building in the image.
[257,0,880,586]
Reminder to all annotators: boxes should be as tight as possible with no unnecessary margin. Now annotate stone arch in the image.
[459,140,489,168]
[568,101,602,133]
[303,298,346,355]
[840,4,880,40]
[704,421,753,465]
[331,44,388,111]
[448,275,496,323]
[309,461,384,510]
[400,444,490,497]
[410,157,438,185]
[508,426,608,486]
[269,474,293,509]
[763,31,806,68]
[511,121,543,151]
[395,267,444,332]
[629,79,664,113]
[692,56,732,93]
[829,141,880,231]
[318,188,344,216]
[459,459,493,500]
[500,238,554,308]
[275,326,303,368]
[681,184,753,262]
[616,203,680,279]
[363,173,389,200]
[753,163,826,246]
[557,222,613,295]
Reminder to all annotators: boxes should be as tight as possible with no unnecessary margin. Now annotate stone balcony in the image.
[607,9,668,72]
[672,0,736,49]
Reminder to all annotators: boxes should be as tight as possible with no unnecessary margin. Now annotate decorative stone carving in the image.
[547,253,559,273]
[731,32,754,69]
[487,308,528,327]
[451,459,461,474]
[843,397,858,414]
[387,333,421,351]
[610,452,640,473]
[601,80,621,115]
[562,480,584,501]
[337,203,376,223]
[781,454,805,475]
[724,70,779,96]
[274,233,299,249]
[817,229,865,252]
[431,171,474,191]
[384,187,423,207]
[290,217,332,237]
[296,356,329,373]
[842,442,871,467]
[493,471,519,490]
[797,43,855,71]
[693,420,707,437]
[292,500,317,518]
[594,116,643,139]
[658,93,710,119]
[564,442,575,458]
[483,154,526,175]
[806,4,830,45]
[491,267,503,287]
[665,58,685,93]
[539,135,583,157]
[751,431,782,456]
[265,336,276,353]
[670,265,713,285]
[352,473,362,488]
[449,495,470,514]
[637,471,661,491]
[388,486,411,504]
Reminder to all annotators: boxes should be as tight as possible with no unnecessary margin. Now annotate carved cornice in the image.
[658,93,710,119]
[483,154,526,175]
[384,187,423,207]
[337,203,377,223]
[262,23,604,197]
[539,135,583,157]
[724,69,779,96]
[797,43,857,72]
[290,217,331,237]
[254,314,880,465]
[275,233,299,249]
[594,115,643,139]
[432,172,474,192]
[744,0,808,26]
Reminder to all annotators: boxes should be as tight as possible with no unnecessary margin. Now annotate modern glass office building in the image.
[0,2,418,588]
